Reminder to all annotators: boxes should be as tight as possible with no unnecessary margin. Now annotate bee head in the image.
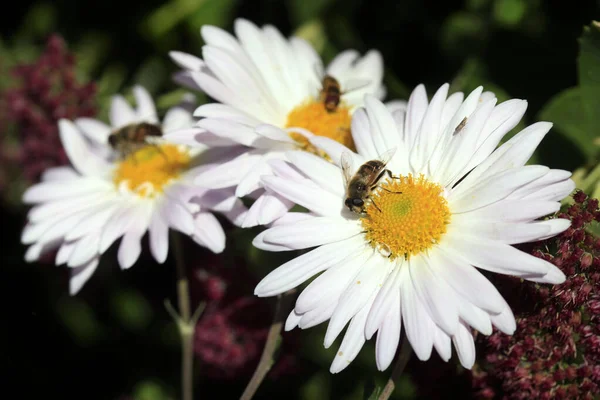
[345,198,364,212]
[108,134,118,148]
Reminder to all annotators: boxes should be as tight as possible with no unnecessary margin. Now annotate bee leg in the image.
[379,186,402,195]
[385,169,402,180]
[153,144,169,161]
[368,197,382,213]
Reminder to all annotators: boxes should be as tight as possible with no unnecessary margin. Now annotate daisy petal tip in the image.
[540,266,566,285]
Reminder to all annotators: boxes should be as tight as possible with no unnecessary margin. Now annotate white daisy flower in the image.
[166,18,390,228]
[252,84,575,373]
[22,86,246,295]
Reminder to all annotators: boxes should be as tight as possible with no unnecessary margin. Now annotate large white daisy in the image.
[22,86,246,294]
[252,84,575,373]
[166,18,391,228]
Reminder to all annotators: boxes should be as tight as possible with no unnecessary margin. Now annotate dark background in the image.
[0,0,599,399]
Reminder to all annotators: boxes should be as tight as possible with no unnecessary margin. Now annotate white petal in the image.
[458,199,560,223]
[285,310,302,331]
[325,255,393,348]
[351,108,379,160]
[433,327,452,361]
[295,245,371,314]
[58,119,111,176]
[262,176,345,217]
[75,118,111,144]
[110,95,138,127]
[298,301,338,330]
[65,202,120,241]
[401,265,434,361]
[56,241,77,265]
[262,216,361,250]
[456,121,552,190]
[197,118,261,147]
[429,245,506,314]
[285,151,345,197]
[442,232,550,276]
[133,86,158,123]
[375,300,401,371]
[162,107,194,132]
[490,304,516,335]
[403,84,428,148]
[193,212,225,253]
[255,236,366,297]
[330,297,374,373]
[118,231,143,269]
[169,51,204,71]
[241,191,293,228]
[149,212,169,264]
[235,155,273,197]
[449,165,550,213]
[69,258,99,295]
[195,152,263,189]
[164,202,195,235]
[67,232,101,267]
[23,178,112,204]
[365,265,401,339]
[410,83,448,172]
[364,95,402,158]
[41,166,78,182]
[450,217,552,245]
[99,206,136,253]
[309,136,364,169]
[410,255,459,335]
[452,321,476,369]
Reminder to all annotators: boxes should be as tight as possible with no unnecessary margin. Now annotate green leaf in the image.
[300,372,331,400]
[185,0,238,34]
[111,289,153,332]
[493,0,527,28]
[538,87,597,161]
[288,0,335,25]
[294,19,328,54]
[133,380,173,400]
[578,21,600,143]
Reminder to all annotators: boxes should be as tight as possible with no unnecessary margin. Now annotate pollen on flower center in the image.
[362,174,451,260]
[113,144,190,198]
[285,98,355,155]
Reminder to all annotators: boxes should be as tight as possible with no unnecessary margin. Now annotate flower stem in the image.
[168,232,205,400]
[240,289,296,400]
[377,336,412,400]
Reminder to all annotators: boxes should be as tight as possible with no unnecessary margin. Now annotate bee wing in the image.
[378,147,397,167]
[341,79,371,95]
[340,151,355,186]
[313,62,325,82]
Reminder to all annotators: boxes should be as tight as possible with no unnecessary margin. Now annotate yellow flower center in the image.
[362,174,451,260]
[113,144,190,198]
[285,98,355,156]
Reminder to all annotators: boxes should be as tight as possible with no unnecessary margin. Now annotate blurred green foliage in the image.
[1,0,600,399]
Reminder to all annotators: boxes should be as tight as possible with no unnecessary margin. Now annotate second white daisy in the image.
[167,18,389,227]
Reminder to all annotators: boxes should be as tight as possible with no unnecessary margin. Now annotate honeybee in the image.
[319,75,342,113]
[108,122,163,159]
[318,74,371,113]
[341,148,400,214]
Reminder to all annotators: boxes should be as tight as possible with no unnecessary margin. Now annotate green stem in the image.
[240,289,296,400]
[170,233,204,400]
[377,336,412,400]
